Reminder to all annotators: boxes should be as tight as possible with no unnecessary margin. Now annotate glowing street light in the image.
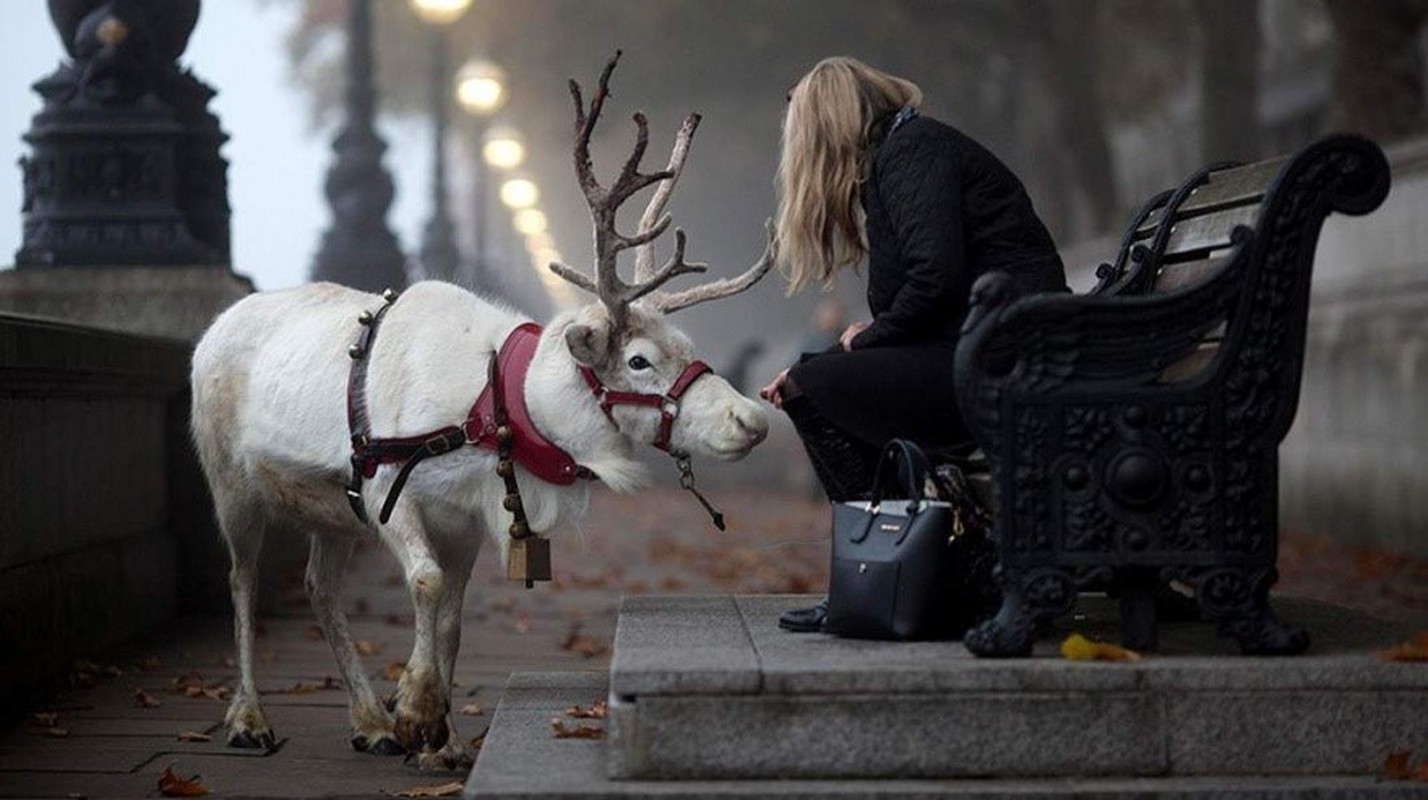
[482,126,525,170]
[409,0,472,25]
[500,177,538,209]
[455,59,506,117]
[513,208,548,236]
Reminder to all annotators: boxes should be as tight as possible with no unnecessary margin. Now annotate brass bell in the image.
[348,344,363,359]
[507,536,552,584]
[509,520,530,539]
[496,460,515,479]
[496,425,513,443]
[382,288,397,303]
[503,493,523,513]
[358,310,374,325]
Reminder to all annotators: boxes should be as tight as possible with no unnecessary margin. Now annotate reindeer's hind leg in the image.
[380,509,452,756]
[305,533,402,755]
[218,500,275,750]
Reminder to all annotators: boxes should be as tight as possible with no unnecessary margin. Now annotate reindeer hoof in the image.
[352,734,405,756]
[227,728,277,750]
[394,715,450,752]
[406,743,474,772]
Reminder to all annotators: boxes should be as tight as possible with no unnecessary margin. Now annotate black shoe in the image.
[778,598,828,632]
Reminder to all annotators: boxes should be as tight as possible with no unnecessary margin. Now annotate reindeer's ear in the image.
[565,319,612,366]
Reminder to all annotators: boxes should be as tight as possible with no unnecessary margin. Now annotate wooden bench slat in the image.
[1151,255,1231,292]
[1136,158,1287,234]
[1159,204,1260,257]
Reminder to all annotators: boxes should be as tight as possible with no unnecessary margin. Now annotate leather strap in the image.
[577,359,712,452]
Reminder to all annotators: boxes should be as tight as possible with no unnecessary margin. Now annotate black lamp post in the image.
[311,0,407,292]
[17,0,229,267]
[410,0,470,283]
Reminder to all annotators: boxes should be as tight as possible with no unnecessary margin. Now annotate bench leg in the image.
[1193,567,1310,655]
[964,565,1077,658]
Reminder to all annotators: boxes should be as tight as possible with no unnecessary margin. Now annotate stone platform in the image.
[466,594,1428,797]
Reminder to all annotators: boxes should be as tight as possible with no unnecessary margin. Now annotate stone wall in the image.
[1281,137,1428,558]
[0,314,209,717]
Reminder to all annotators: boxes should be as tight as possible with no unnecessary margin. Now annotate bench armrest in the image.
[954,264,1236,453]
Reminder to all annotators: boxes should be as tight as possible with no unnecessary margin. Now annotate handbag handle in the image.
[869,438,934,514]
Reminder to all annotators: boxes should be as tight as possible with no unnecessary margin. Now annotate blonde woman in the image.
[759,57,1068,633]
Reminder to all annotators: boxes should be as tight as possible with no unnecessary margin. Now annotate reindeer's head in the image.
[549,52,774,461]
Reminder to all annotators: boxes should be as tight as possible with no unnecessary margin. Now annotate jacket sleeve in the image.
[850,130,967,350]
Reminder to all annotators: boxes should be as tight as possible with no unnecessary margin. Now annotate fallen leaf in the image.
[134,688,163,708]
[177,731,212,743]
[1385,751,1414,780]
[26,712,59,728]
[44,727,69,739]
[565,701,607,719]
[268,676,342,695]
[157,764,208,797]
[550,718,604,739]
[513,612,533,635]
[171,671,206,693]
[459,703,484,716]
[1378,633,1428,663]
[470,733,486,750]
[386,781,464,797]
[380,661,406,681]
[560,632,610,659]
[303,625,325,641]
[355,639,383,657]
[1060,633,1143,662]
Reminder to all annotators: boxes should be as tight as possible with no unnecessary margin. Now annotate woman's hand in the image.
[759,368,790,409]
[839,321,871,351]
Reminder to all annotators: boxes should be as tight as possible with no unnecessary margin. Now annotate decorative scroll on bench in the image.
[955,134,1391,658]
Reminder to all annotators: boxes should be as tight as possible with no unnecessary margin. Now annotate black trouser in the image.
[781,385,880,503]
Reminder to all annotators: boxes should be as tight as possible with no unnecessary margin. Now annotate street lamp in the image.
[409,0,472,282]
[499,177,539,210]
[454,59,506,289]
[482,125,525,171]
[513,208,548,236]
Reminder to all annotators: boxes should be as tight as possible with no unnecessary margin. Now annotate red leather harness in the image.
[344,294,715,525]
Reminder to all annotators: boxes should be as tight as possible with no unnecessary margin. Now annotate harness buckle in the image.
[424,434,455,456]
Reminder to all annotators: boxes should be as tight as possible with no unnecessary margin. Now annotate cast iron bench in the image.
[955,134,1391,657]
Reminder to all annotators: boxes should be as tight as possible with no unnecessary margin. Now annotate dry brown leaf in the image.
[303,625,325,641]
[386,781,464,797]
[380,661,406,681]
[513,612,533,635]
[459,703,484,716]
[550,717,604,739]
[134,688,163,708]
[470,733,486,750]
[26,712,59,728]
[355,639,383,657]
[177,731,212,743]
[1378,633,1428,663]
[565,701,607,719]
[44,726,69,739]
[272,676,342,695]
[561,632,610,659]
[171,671,206,693]
[1385,751,1415,780]
[158,764,208,797]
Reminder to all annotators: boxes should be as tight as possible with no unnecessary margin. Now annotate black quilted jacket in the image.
[850,114,1067,350]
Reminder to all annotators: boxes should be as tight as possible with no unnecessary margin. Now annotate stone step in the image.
[464,671,1423,799]
[606,594,1428,781]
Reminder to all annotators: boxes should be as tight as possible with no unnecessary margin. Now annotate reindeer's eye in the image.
[627,355,652,371]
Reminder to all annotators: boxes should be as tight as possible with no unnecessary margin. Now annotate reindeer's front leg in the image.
[381,511,451,756]
[414,541,479,771]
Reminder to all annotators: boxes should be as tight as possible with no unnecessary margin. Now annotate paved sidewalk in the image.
[0,487,828,799]
[2,482,1425,799]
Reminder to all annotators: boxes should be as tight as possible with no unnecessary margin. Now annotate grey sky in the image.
[0,1,433,290]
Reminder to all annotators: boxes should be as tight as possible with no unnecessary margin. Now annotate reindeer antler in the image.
[550,51,776,322]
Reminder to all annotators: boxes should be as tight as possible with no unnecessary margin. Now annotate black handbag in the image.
[825,439,999,641]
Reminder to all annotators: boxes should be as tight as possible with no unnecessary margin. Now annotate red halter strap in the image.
[578,360,714,452]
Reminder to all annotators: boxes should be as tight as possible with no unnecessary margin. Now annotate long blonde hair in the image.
[776,57,923,294]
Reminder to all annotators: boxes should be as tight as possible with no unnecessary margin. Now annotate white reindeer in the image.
[190,53,772,770]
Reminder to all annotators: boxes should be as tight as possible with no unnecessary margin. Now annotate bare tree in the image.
[1196,0,1263,163]
[1325,0,1428,143]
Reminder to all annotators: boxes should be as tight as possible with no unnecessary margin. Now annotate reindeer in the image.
[190,52,773,770]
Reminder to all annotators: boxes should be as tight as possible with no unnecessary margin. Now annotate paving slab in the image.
[468,671,1423,799]
[607,594,1428,780]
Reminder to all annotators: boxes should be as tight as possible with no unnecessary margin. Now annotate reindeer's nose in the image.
[731,405,769,444]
